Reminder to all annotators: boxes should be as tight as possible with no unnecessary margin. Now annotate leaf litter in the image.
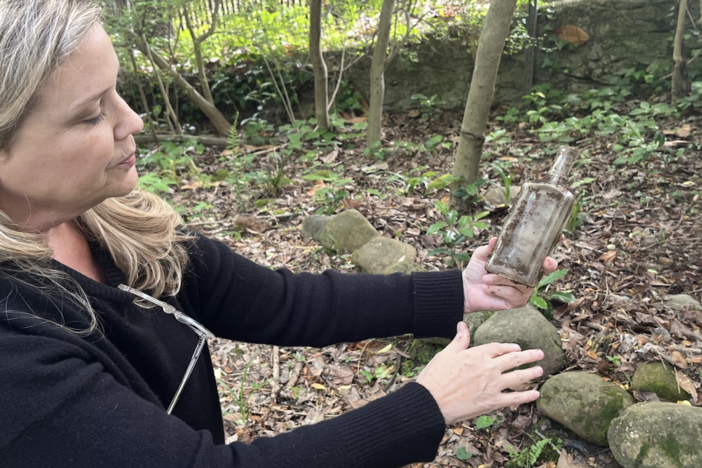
[161,106,701,467]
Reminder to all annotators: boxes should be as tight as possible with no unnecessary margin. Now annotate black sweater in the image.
[0,234,464,468]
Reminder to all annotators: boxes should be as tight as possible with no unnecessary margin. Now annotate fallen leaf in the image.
[599,250,618,264]
[553,25,589,46]
[321,149,338,164]
[675,124,692,138]
[586,350,599,360]
[307,179,326,196]
[670,351,689,369]
[557,450,587,468]
[344,116,367,124]
[310,383,326,391]
[408,109,421,118]
[675,371,698,399]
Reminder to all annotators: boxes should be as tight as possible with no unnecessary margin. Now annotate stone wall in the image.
[346,0,694,110]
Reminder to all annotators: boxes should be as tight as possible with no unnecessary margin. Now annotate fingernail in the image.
[535,366,543,376]
[533,390,540,399]
[536,349,544,359]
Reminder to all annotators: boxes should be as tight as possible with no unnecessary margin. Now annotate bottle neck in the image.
[549,147,578,185]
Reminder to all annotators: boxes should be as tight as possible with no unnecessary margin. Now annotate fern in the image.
[507,438,553,468]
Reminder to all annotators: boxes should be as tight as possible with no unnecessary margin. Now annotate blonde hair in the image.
[0,0,194,334]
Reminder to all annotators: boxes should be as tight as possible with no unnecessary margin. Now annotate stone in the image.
[301,215,331,241]
[419,311,495,347]
[319,209,379,253]
[384,260,426,275]
[472,305,565,375]
[352,237,417,275]
[608,402,702,468]
[653,294,701,311]
[483,185,521,206]
[537,372,635,446]
[631,362,691,402]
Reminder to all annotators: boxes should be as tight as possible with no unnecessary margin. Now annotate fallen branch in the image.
[134,134,228,146]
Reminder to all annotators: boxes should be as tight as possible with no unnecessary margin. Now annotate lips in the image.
[117,151,136,166]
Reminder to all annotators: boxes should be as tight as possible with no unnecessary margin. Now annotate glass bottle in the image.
[485,146,578,287]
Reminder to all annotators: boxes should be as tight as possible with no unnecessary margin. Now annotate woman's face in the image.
[0,24,143,231]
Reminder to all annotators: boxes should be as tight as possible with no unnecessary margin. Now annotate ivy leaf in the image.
[475,415,495,429]
[455,447,472,460]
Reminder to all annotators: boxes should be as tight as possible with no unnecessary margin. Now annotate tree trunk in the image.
[131,34,232,136]
[183,1,221,106]
[309,0,329,129]
[366,0,396,148]
[451,0,518,211]
[672,0,691,105]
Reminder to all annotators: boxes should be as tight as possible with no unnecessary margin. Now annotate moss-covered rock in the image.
[608,402,702,468]
[418,311,495,347]
[319,209,379,253]
[472,305,565,375]
[352,237,417,274]
[632,362,692,402]
[537,372,635,446]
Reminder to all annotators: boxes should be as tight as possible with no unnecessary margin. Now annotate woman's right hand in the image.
[416,321,544,426]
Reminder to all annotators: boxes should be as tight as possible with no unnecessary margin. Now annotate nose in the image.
[113,94,144,141]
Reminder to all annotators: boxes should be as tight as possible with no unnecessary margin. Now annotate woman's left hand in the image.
[462,237,558,314]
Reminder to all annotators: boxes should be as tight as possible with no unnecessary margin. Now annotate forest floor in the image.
[165,106,702,468]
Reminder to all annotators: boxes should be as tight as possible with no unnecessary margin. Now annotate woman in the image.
[0,1,557,467]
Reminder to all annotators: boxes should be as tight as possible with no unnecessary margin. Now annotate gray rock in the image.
[384,260,426,275]
[537,372,635,446]
[419,311,495,347]
[484,185,521,205]
[653,294,701,311]
[319,209,379,253]
[352,237,417,275]
[301,215,331,241]
[472,305,565,375]
[631,362,691,402]
[608,402,702,468]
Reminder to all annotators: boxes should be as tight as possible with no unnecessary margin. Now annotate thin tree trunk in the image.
[183,0,221,106]
[309,0,329,129]
[129,48,158,141]
[142,34,181,135]
[672,0,691,105]
[451,0,518,210]
[366,0,396,148]
[131,33,232,136]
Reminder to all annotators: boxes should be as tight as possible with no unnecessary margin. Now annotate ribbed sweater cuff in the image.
[412,269,464,338]
[334,382,446,467]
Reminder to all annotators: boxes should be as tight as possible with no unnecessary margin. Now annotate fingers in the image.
[542,256,558,274]
[495,348,545,371]
[447,321,471,353]
[471,237,498,263]
[500,365,544,391]
[498,389,541,408]
[481,342,522,358]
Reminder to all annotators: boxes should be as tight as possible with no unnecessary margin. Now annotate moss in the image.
[660,435,684,468]
[635,443,651,466]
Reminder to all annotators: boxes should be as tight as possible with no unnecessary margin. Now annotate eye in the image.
[84,110,107,126]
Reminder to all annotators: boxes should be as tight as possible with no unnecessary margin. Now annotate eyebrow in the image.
[72,86,111,109]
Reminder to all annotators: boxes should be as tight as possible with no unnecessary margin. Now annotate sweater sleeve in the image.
[0,329,446,468]
[178,233,464,346]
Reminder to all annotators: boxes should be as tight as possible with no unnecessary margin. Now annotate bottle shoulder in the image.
[521,181,574,199]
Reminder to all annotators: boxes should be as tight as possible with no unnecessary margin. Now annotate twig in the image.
[270,346,280,402]
[327,47,346,112]
[186,218,232,227]
[285,361,304,389]
[383,355,403,392]
[355,340,373,374]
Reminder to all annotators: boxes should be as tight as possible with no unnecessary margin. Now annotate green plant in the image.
[217,352,270,424]
[565,193,587,237]
[360,364,393,385]
[455,447,472,460]
[490,161,514,205]
[529,269,576,318]
[452,178,489,205]
[475,415,497,429]
[427,200,490,267]
[507,437,562,468]
[303,170,355,215]
[410,93,445,119]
